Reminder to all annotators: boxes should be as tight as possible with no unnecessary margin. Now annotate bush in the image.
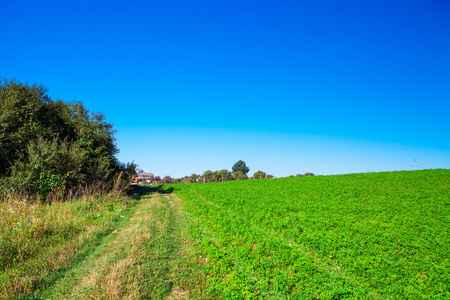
[0,78,136,200]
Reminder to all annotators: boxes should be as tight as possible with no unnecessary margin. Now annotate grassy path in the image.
[38,191,200,299]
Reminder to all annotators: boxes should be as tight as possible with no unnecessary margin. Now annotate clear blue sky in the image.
[2,0,450,178]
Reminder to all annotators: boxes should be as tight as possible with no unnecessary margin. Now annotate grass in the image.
[5,170,447,299]
[0,189,137,299]
[1,185,205,299]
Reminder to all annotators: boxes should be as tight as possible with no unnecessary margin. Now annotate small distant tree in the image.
[295,173,315,177]
[162,176,172,184]
[253,170,266,179]
[266,174,274,179]
[218,169,232,182]
[233,171,248,180]
[232,160,249,175]
[190,173,199,182]
[211,171,221,182]
[202,170,213,182]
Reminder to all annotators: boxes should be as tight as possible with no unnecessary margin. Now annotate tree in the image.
[211,171,221,182]
[295,173,315,177]
[233,171,248,180]
[162,176,172,184]
[253,170,266,179]
[181,177,192,183]
[190,173,199,182]
[202,170,213,183]
[232,160,249,175]
[0,78,136,199]
[218,169,232,182]
[148,174,155,182]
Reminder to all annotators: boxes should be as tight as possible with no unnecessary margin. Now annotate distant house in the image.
[134,172,154,184]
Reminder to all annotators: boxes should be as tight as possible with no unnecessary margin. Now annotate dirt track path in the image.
[41,191,193,299]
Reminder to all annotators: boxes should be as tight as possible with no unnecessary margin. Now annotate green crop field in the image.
[169,169,450,299]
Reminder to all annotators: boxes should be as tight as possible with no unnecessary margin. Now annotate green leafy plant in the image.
[0,78,136,200]
[169,169,450,299]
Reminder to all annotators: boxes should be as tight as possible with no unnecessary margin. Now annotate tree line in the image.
[0,79,136,200]
[140,160,314,184]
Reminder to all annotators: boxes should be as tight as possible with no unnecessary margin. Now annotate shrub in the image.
[0,78,136,200]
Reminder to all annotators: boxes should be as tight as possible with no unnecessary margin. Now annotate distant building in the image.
[134,172,154,184]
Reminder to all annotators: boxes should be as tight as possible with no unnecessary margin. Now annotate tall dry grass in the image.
[0,175,136,299]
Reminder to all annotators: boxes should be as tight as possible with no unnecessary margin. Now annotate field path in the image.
[40,190,195,299]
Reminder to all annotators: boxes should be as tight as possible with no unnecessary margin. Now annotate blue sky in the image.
[2,0,450,177]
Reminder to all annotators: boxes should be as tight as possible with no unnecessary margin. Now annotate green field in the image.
[169,169,450,299]
[3,169,449,299]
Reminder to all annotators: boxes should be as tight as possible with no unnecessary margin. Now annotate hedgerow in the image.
[0,78,135,200]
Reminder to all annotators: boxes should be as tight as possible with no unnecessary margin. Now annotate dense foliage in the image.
[0,79,136,199]
[170,169,450,299]
[232,160,250,175]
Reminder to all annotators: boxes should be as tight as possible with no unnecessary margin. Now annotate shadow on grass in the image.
[128,184,174,197]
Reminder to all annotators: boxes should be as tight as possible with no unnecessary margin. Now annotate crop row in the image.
[171,169,450,299]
